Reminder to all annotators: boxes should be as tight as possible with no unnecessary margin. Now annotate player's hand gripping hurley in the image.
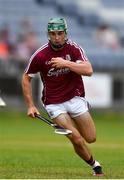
[35,114,72,135]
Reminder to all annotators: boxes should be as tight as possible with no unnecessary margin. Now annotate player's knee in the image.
[74,135,83,145]
[86,136,96,143]
[69,133,84,146]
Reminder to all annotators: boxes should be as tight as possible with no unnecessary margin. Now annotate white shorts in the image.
[45,96,90,119]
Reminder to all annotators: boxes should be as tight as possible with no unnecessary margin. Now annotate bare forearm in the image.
[22,74,40,117]
[22,74,34,108]
[66,61,93,76]
[51,57,93,76]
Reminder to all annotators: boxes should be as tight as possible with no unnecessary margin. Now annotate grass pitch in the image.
[0,109,124,179]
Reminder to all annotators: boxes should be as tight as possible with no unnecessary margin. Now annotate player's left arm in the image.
[51,57,93,76]
[66,60,93,76]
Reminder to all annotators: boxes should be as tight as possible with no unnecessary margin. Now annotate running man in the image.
[22,17,104,176]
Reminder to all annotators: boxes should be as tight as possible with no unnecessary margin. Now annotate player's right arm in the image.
[22,73,40,118]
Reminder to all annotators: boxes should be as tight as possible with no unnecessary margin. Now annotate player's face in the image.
[48,31,66,46]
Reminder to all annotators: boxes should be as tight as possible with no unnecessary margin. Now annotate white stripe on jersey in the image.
[25,43,49,73]
[67,39,88,61]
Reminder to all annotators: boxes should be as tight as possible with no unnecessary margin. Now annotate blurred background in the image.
[0,1,124,178]
[0,0,124,110]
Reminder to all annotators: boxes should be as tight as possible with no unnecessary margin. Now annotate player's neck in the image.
[49,41,66,51]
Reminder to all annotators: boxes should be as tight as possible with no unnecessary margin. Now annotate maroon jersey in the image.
[25,39,89,105]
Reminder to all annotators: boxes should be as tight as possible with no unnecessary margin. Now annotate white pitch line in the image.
[0,97,6,107]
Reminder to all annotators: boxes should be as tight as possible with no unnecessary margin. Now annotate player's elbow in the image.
[84,62,93,76]
[86,67,93,76]
[89,69,93,76]
[22,73,31,87]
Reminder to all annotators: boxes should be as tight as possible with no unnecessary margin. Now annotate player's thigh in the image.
[53,113,76,131]
[53,113,83,143]
[73,111,96,143]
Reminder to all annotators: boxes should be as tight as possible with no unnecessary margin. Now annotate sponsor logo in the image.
[45,61,51,65]
[47,54,71,77]
[66,54,71,61]
[47,67,70,77]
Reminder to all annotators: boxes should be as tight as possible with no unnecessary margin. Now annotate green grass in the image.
[0,109,124,179]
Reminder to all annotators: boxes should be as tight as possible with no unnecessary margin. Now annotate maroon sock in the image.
[86,156,95,166]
